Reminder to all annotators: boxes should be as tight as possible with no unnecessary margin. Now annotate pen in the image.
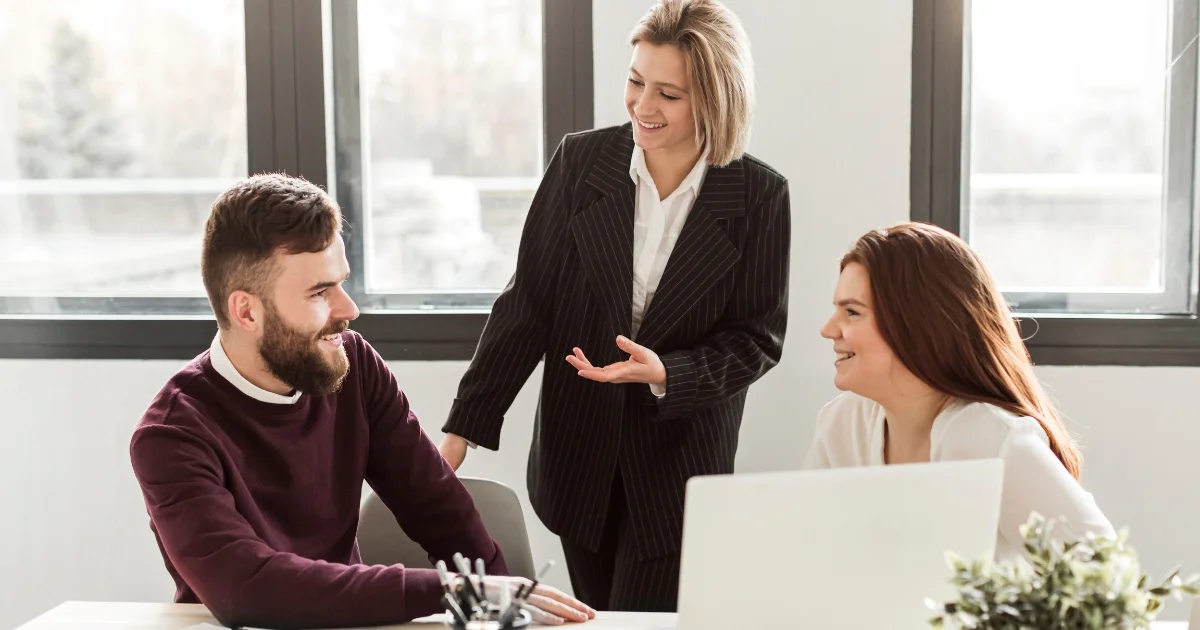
[458,585,476,618]
[498,576,511,610]
[517,559,556,601]
[437,558,471,613]
[454,554,486,606]
[497,603,521,628]
[443,592,470,626]
[502,562,557,628]
[474,557,490,618]
[451,555,471,582]
[446,556,477,612]
[497,580,523,629]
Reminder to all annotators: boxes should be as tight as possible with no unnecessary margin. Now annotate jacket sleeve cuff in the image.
[654,351,697,420]
[442,399,504,451]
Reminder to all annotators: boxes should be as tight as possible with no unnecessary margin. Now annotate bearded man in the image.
[129,174,593,630]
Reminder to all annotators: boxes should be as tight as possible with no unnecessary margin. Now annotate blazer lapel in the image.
[633,162,746,348]
[571,126,637,338]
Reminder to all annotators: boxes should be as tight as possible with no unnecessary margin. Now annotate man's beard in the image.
[258,302,350,397]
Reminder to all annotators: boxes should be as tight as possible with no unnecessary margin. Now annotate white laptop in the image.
[676,459,1005,630]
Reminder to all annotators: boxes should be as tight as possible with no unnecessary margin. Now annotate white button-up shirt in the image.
[629,145,709,397]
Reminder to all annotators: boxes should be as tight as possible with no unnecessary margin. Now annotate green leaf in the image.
[934,516,1195,630]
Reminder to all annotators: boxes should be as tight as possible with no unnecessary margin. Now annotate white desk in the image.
[13,601,1192,629]
[16,602,678,630]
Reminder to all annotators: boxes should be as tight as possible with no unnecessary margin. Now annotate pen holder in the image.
[439,555,557,630]
[441,600,532,630]
[440,563,533,630]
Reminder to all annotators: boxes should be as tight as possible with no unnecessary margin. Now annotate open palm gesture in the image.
[566,335,666,386]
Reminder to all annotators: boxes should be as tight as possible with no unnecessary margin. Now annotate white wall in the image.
[3,1,1199,627]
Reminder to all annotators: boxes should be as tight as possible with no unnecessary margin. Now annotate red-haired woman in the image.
[806,222,1114,557]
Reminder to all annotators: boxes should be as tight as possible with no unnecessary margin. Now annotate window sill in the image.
[1016,314,1200,366]
[0,311,489,361]
[5,311,1195,366]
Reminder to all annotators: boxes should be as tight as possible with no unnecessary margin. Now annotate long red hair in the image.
[841,222,1082,479]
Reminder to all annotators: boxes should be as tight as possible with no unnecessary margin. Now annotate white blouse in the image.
[628,144,708,340]
[628,144,708,398]
[803,392,1115,559]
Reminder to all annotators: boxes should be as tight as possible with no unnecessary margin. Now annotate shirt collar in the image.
[628,144,710,198]
[209,333,302,404]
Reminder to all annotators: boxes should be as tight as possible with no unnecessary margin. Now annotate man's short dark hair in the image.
[201,173,343,329]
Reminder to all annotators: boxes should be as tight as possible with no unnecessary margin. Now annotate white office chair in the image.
[357,477,537,579]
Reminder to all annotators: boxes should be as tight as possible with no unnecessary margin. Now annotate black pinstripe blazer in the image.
[442,122,791,559]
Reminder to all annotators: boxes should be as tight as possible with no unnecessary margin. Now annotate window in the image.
[0,0,244,314]
[912,0,1200,365]
[0,0,593,359]
[342,0,545,307]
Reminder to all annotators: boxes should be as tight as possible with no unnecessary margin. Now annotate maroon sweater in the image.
[130,331,506,629]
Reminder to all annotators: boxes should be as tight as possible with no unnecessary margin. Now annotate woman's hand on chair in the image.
[438,434,468,471]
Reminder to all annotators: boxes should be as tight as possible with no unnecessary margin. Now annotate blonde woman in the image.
[439,0,790,612]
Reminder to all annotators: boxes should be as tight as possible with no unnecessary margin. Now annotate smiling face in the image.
[624,41,698,155]
[819,262,911,401]
[255,235,360,395]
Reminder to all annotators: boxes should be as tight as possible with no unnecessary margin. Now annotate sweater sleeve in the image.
[356,334,508,576]
[130,424,446,629]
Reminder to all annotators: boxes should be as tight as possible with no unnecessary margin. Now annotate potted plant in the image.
[927,512,1199,629]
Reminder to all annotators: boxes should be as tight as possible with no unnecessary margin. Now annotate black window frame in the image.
[911,0,1200,367]
[0,0,593,360]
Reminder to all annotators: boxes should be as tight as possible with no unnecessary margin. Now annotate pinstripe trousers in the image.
[559,469,682,612]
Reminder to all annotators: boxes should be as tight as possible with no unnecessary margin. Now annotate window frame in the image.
[911,0,1200,366]
[0,0,594,361]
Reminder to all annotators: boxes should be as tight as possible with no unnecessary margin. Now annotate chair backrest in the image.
[357,477,537,579]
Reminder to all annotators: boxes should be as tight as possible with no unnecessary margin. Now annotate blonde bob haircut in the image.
[629,0,754,167]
